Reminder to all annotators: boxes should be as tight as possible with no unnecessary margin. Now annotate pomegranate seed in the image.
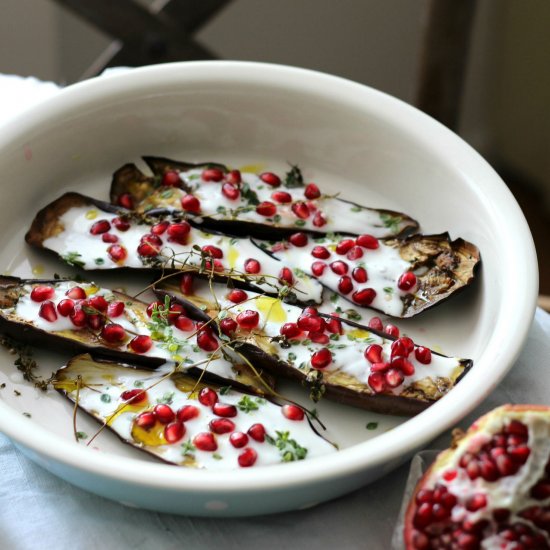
[65,286,86,300]
[87,313,104,331]
[289,232,308,247]
[415,346,432,364]
[194,432,218,451]
[151,221,169,235]
[466,494,487,512]
[171,315,192,333]
[180,273,194,295]
[336,239,355,255]
[208,419,235,436]
[311,246,330,259]
[197,331,219,351]
[202,245,223,259]
[364,344,383,364]
[216,318,236,336]
[385,324,400,337]
[120,388,147,404]
[311,348,332,369]
[347,246,364,261]
[101,323,126,343]
[202,168,224,182]
[391,339,410,359]
[213,402,238,418]
[31,285,55,302]
[338,275,353,294]
[39,301,57,322]
[89,295,109,312]
[351,266,367,283]
[107,301,125,318]
[154,404,175,424]
[368,317,384,331]
[177,405,200,422]
[304,183,321,199]
[227,289,248,303]
[356,234,379,249]
[164,421,185,443]
[282,404,305,421]
[222,182,240,200]
[137,242,159,257]
[392,356,415,376]
[236,310,260,330]
[443,469,458,482]
[311,261,327,276]
[90,219,111,235]
[260,172,281,187]
[117,193,134,209]
[248,423,266,442]
[70,307,87,327]
[312,211,327,227]
[371,362,390,373]
[225,169,242,185]
[297,315,325,332]
[161,170,181,186]
[141,233,163,247]
[112,216,130,231]
[279,267,294,286]
[509,445,530,463]
[102,233,118,243]
[238,447,258,467]
[230,432,249,448]
[129,335,153,354]
[291,202,310,219]
[309,331,329,344]
[326,316,343,335]
[352,288,376,305]
[204,259,224,272]
[398,271,417,291]
[146,301,163,317]
[368,372,386,393]
[272,190,292,203]
[181,194,201,213]
[167,222,191,244]
[244,258,261,273]
[280,322,302,339]
[57,298,75,317]
[107,244,127,263]
[135,411,156,430]
[385,368,404,388]
[198,388,218,407]
[331,261,349,275]
[256,201,277,217]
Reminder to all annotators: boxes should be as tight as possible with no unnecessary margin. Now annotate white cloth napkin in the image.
[1,73,549,549]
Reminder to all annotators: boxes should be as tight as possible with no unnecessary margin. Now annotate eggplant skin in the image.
[109,156,420,238]
[155,284,473,416]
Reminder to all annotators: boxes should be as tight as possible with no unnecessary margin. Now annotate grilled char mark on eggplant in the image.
[154,277,472,416]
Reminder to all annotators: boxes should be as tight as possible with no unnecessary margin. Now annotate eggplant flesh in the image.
[261,232,481,318]
[109,156,419,239]
[154,277,472,416]
[0,276,275,395]
[54,354,336,469]
[24,192,323,305]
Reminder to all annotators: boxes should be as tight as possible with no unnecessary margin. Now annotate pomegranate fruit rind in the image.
[24,192,323,304]
[154,276,472,416]
[404,405,550,549]
[109,156,419,238]
[0,276,275,395]
[260,231,481,318]
[54,354,336,469]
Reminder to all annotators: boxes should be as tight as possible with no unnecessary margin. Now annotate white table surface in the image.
[1,73,548,550]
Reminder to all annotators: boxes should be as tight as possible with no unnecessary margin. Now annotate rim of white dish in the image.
[0,61,538,493]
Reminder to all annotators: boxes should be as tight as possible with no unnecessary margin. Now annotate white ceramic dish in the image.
[0,61,537,517]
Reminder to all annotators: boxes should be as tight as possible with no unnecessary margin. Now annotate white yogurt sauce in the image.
[66,361,336,470]
[41,205,322,303]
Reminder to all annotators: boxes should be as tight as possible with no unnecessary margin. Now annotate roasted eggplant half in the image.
[0,276,274,394]
[257,231,480,318]
[154,276,472,416]
[109,156,419,238]
[25,192,323,304]
[54,354,336,469]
